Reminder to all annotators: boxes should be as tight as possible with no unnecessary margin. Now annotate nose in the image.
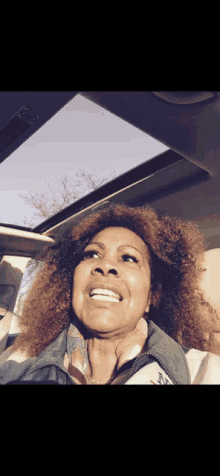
[91,259,121,277]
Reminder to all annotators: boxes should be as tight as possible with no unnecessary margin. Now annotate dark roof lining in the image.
[127,168,209,207]
[79,92,220,177]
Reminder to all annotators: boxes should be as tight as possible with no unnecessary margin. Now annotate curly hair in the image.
[11,203,216,358]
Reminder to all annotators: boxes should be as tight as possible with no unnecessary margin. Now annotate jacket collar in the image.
[141,320,191,384]
[28,327,69,373]
[27,318,191,385]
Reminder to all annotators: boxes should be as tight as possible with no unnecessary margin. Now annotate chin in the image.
[83,322,114,335]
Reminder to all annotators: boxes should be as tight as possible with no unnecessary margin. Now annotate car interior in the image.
[0,91,220,363]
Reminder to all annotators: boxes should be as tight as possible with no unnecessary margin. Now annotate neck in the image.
[86,318,148,383]
[86,334,122,383]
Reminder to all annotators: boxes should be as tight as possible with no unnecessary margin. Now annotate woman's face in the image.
[72,227,151,338]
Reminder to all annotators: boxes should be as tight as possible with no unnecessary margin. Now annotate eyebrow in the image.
[87,241,144,257]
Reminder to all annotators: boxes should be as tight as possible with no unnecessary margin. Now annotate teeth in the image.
[90,288,121,299]
[91,295,120,302]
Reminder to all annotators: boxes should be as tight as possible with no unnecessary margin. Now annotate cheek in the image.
[128,270,151,298]
[72,264,90,303]
[73,262,90,287]
[200,269,220,310]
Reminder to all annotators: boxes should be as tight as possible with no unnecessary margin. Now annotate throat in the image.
[86,338,118,382]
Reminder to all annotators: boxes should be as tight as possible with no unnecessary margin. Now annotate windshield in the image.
[0,93,169,228]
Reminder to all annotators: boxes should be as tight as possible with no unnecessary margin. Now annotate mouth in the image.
[88,285,123,303]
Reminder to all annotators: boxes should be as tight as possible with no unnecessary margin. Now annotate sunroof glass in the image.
[0,93,169,228]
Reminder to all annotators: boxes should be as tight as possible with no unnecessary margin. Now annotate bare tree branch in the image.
[16,165,117,289]
[18,166,116,228]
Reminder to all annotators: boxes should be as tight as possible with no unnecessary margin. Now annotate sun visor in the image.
[0,227,55,259]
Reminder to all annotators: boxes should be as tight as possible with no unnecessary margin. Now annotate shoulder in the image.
[184,347,220,384]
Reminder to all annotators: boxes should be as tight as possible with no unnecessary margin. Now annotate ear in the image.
[145,292,151,313]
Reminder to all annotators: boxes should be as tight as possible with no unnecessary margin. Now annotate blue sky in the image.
[0,93,169,227]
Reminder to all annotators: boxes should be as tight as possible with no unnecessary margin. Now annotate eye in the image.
[82,250,99,259]
[122,254,138,263]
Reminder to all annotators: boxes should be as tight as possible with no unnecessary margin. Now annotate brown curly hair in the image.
[11,203,216,358]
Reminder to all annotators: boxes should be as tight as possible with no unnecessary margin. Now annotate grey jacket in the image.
[0,321,192,384]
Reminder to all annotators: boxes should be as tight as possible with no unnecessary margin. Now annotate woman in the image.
[0,203,220,385]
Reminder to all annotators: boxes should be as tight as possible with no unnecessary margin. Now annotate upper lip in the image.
[87,283,123,301]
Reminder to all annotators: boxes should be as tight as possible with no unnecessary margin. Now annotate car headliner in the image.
[0,92,220,258]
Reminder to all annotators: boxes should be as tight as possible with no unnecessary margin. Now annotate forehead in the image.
[90,227,149,256]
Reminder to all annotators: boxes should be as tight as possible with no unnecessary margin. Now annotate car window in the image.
[7,257,41,337]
